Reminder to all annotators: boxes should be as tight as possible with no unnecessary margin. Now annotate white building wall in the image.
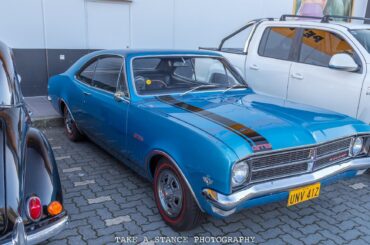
[1,0,368,96]
[2,0,369,50]
[6,0,368,50]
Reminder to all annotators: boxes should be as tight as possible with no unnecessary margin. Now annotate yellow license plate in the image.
[287,183,321,207]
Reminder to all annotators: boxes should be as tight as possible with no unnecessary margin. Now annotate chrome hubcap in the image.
[157,169,183,218]
[65,110,73,134]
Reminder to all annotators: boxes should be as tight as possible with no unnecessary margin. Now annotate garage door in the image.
[86,1,131,49]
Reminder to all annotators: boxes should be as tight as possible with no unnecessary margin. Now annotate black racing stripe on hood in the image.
[157,95,272,152]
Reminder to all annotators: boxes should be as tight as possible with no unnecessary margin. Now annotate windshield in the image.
[350,29,370,53]
[132,56,246,95]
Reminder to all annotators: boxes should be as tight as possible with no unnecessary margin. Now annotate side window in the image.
[258,27,297,60]
[93,57,123,93]
[299,29,355,67]
[78,60,97,85]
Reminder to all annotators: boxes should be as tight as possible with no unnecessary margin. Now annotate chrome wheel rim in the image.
[65,110,73,134]
[157,169,183,218]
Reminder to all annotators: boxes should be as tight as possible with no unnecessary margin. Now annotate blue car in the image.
[48,50,370,231]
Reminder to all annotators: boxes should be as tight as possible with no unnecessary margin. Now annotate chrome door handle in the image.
[250,64,259,70]
[83,91,91,96]
[366,87,370,95]
[291,73,304,80]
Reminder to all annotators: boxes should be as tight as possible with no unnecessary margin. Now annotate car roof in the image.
[264,19,370,31]
[89,49,223,58]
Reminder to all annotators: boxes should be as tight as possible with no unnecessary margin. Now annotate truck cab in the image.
[209,15,370,124]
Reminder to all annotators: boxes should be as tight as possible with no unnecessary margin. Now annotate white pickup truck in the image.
[205,15,370,124]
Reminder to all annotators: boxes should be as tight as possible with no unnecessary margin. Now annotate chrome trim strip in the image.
[146,150,204,212]
[4,216,69,245]
[27,216,68,245]
[203,157,370,211]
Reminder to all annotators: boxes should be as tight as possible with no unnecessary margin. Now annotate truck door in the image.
[245,26,298,99]
[287,28,365,118]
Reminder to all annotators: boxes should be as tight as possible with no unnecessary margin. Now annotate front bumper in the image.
[3,215,68,245]
[203,157,370,216]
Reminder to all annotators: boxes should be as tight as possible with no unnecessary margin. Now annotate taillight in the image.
[27,196,42,221]
[47,201,63,216]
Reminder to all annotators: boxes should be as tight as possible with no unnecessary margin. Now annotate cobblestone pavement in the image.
[43,127,370,245]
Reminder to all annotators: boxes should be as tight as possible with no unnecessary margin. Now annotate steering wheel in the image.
[151,79,168,88]
[135,76,146,90]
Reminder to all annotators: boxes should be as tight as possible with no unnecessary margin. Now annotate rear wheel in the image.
[153,158,204,231]
[63,107,83,141]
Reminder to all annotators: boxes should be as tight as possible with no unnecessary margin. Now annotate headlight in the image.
[351,137,364,156]
[231,161,249,187]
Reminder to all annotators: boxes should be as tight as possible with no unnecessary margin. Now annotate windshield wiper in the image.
[181,84,222,96]
[222,84,248,93]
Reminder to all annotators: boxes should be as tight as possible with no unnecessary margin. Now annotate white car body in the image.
[213,16,370,124]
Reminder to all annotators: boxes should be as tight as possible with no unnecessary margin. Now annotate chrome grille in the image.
[250,149,311,170]
[251,162,308,182]
[316,138,352,156]
[248,137,353,183]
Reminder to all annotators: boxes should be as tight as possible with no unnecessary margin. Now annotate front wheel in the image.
[63,107,83,141]
[153,158,204,231]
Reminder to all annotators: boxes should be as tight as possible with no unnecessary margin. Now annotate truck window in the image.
[298,29,354,67]
[258,27,296,61]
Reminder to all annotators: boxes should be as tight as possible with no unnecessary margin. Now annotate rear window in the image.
[0,65,13,107]
[77,61,97,85]
[258,27,297,61]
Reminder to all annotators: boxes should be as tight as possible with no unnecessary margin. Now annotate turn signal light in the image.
[27,196,42,221]
[47,201,63,216]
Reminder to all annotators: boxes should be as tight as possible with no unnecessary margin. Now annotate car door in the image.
[72,59,98,127]
[82,56,129,159]
[287,28,365,118]
[245,26,298,99]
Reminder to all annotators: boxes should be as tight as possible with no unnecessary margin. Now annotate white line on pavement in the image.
[105,216,131,226]
[62,167,82,173]
[88,196,112,204]
[74,180,95,187]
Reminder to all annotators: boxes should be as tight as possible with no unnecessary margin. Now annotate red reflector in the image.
[27,196,42,221]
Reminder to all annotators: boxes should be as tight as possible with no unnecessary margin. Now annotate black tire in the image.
[63,106,83,142]
[153,158,204,231]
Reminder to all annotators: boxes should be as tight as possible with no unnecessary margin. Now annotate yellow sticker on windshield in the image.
[146,79,152,85]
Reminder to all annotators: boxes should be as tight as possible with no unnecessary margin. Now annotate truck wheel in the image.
[153,158,204,231]
[63,107,83,141]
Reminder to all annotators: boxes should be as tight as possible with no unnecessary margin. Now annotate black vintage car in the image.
[0,41,67,244]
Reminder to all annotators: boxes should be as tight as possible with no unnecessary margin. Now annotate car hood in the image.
[143,90,370,159]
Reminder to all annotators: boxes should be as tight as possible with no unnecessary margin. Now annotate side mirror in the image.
[17,74,22,83]
[329,53,359,72]
[114,91,124,102]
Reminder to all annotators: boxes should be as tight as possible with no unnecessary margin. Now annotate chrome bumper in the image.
[203,158,370,213]
[4,215,68,245]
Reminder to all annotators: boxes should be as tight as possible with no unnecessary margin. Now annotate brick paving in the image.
[43,127,370,245]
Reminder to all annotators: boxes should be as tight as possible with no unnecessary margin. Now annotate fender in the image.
[145,149,204,212]
[24,127,62,221]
